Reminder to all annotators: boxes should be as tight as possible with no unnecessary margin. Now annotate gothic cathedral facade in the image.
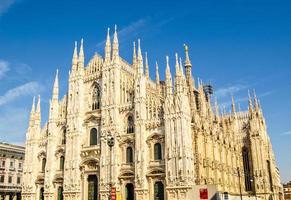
[22,27,282,200]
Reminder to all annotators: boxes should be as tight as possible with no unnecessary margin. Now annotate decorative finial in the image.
[145,52,149,79]
[112,25,119,61]
[137,39,143,74]
[79,38,84,57]
[179,57,185,77]
[155,61,160,84]
[231,95,236,114]
[132,41,137,66]
[105,28,111,62]
[31,96,35,113]
[175,53,180,76]
[36,95,41,113]
[72,41,78,66]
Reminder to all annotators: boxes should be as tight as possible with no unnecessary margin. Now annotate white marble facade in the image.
[22,27,282,200]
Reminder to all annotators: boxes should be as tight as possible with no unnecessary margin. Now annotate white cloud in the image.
[0,0,16,17]
[215,84,249,98]
[282,131,291,136]
[117,18,148,38]
[0,60,10,79]
[0,106,28,143]
[0,82,43,106]
[96,18,149,49]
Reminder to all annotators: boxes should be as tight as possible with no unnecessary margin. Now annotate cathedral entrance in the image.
[125,183,134,200]
[154,181,164,200]
[88,175,98,200]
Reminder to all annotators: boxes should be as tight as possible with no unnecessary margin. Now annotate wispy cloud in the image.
[0,0,16,17]
[96,18,149,49]
[0,82,43,106]
[219,90,274,110]
[282,131,291,136]
[0,106,28,143]
[0,59,10,79]
[215,84,249,98]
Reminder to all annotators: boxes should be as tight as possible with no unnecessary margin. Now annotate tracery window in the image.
[92,84,101,110]
[127,115,134,134]
[126,147,134,163]
[154,143,162,160]
[90,128,98,146]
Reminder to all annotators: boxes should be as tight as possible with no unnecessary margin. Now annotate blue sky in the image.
[0,0,290,182]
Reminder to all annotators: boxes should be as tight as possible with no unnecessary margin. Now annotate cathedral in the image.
[22,26,283,200]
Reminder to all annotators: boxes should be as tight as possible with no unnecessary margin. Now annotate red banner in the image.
[111,187,116,200]
[200,188,208,200]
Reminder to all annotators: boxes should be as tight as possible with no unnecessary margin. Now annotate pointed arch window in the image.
[154,143,162,160]
[90,128,98,146]
[41,158,46,172]
[92,84,101,110]
[242,146,252,191]
[60,156,65,171]
[126,147,134,163]
[62,129,66,145]
[127,115,134,134]
[57,186,63,200]
[40,187,44,200]
[154,181,164,200]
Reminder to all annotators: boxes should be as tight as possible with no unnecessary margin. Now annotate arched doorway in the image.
[40,187,44,200]
[88,175,98,200]
[154,181,164,200]
[125,183,134,200]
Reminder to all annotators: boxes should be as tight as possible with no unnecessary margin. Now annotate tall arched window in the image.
[127,116,134,134]
[57,186,63,200]
[154,143,162,160]
[242,147,252,191]
[60,156,65,170]
[40,187,44,200]
[154,181,164,200]
[92,84,101,110]
[267,160,273,191]
[41,158,46,172]
[62,129,66,145]
[126,147,134,163]
[90,128,98,146]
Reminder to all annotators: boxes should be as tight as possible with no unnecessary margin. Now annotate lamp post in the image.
[106,133,115,200]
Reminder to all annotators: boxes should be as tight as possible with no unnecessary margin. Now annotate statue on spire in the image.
[184,44,192,67]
